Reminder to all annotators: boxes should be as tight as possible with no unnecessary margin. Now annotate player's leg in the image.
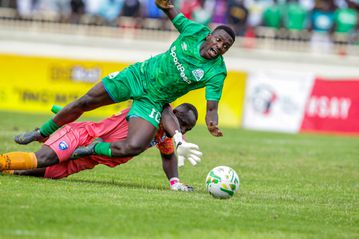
[14,82,115,144]
[52,82,114,126]
[3,122,91,172]
[109,117,157,157]
[92,100,161,158]
[3,157,98,179]
[43,157,99,179]
[3,168,47,177]
[0,145,59,171]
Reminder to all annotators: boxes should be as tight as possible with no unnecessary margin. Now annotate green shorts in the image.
[102,63,164,128]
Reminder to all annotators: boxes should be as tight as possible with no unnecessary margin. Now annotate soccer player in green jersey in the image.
[15,0,235,163]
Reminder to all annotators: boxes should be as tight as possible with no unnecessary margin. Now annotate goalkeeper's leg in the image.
[2,168,46,177]
[15,82,115,145]
[0,146,59,171]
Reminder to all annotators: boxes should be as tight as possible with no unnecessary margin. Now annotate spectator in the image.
[191,0,215,25]
[284,0,308,31]
[84,0,102,16]
[70,0,85,24]
[178,0,200,19]
[212,0,228,23]
[262,0,282,29]
[299,0,315,11]
[333,0,358,34]
[0,0,17,8]
[309,0,336,32]
[97,0,123,25]
[144,0,163,18]
[121,0,140,17]
[16,0,35,18]
[309,0,337,53]
[244,0,273,28]
[227,0,249,36]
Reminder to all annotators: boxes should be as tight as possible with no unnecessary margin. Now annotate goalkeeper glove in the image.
[169,177,194,192]
[173,130,202,167]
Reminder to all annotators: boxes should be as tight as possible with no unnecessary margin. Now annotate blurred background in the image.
[0,0,358,134]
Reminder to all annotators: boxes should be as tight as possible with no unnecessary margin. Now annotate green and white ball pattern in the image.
[206,166,240,199]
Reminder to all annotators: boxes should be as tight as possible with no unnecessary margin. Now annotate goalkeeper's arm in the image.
[161,104,202,167]
[161,152,193,191]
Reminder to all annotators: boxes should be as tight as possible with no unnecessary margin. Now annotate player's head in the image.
[201,25,235,60]
[173,103,198,134]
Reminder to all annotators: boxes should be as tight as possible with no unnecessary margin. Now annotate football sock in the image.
[94,142,112,157]
[51,105,63,114]
[0,152,38,171]
[39,119,60,137]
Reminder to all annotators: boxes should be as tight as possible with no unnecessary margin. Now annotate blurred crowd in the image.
[0,0,358,43]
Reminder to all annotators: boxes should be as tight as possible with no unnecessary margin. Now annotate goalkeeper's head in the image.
[173,103,198,134]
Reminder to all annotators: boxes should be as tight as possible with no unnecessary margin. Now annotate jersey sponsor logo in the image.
[108,71,119,79]
[192,69,204,81]
[170,46,192,84]
[181,42,188,51]
[59,141,69,150]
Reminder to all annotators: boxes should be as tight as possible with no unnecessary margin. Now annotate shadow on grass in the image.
[65,178,167,191]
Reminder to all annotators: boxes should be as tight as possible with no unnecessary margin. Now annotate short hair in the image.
[177,103,198,120]
[213,25,236,42]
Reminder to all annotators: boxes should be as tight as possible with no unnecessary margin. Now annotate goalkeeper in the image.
[15,0,235,163]
[1,103,201,191]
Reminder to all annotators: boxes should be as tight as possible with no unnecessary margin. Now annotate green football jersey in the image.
[334,8,358,33]
[139,13,227,104]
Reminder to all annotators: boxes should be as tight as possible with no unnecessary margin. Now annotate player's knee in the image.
[122,142,146,156]
[35,150,58,168]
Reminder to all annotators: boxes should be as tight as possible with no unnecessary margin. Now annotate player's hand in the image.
[155,0,174,10]
[207,121,223,137]
[14,128,47,145]
[71,138,103,159]
[177,141,202,167]
[170,178,194,192]
[173,130,202,167]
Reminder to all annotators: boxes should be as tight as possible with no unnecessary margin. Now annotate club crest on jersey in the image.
[181,42,188,51]
[192,69,204,81]
[108,71,119,79]
[59,141,69,150]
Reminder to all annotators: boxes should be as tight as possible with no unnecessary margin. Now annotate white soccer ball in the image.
[205,166,240,199]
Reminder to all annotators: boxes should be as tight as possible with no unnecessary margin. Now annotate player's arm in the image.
[161,104,202,167]
[155,0,180,20]
[161,104,181,137]
[160,151,193,191]
[205,100,223,137]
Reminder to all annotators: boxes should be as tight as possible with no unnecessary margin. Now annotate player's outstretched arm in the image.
[205,100,223,137]
[161,104,202,167]
[161,152,193,192]
[155,0,180,20]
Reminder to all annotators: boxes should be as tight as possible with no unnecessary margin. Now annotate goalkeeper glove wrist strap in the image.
[94,142,112,157]
[40,119,60,137]
[173,130,183,149]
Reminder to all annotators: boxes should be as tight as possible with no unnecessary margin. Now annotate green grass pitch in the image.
[0,111,358,239]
